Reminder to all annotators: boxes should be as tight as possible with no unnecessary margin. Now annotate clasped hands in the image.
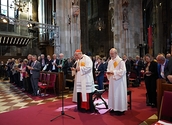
[106,71,114,75]
[57,65,62,68]
[145,71,151,74]
[71,66,80,72]
[27,66,33,70]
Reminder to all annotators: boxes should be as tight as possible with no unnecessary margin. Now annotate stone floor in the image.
[0,79,158,125]
[0,79,72,114]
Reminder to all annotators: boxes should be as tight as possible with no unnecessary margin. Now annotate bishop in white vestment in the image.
[106,48,128,115]
[71,49,95,113]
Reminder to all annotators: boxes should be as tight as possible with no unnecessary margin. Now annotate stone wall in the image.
[55,0,81,58]
[110,0,143,58]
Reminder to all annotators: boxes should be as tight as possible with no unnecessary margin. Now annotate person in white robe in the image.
[106,48,128,115]
[71,49,95,112]
[72,59,78,103]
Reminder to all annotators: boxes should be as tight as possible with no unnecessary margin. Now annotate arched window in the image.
[8,0,15,18]
[1,1,7,16]
[0,0,15,18]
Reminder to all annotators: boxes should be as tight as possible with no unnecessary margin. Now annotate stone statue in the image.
[72,0,78,5]
[122,0,129,5]
[123,8,128,22]
[111,15,114,32]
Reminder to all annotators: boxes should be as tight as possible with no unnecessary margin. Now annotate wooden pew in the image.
[157,79,172,117]
[40,71,65,95]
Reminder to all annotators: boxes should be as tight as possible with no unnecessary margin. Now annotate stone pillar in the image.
[153,0,163,55]
[109,0,143,57]
[55,0,81,58]
[38,0,45,46]
[80,0,88,54]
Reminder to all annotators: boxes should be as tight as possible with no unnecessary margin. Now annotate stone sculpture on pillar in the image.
[123,8,128,23]
[72,0,80,18]
[122,0,129,30]
[109,0,114,32]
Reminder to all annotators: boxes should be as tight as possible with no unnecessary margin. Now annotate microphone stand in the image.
[50,70,75,122]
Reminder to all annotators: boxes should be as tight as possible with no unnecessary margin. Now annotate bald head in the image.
[166,53,171,60]
[156,54,165,64]
[123,54,127,61]
[109,48,118,59]
[59,53,64,59]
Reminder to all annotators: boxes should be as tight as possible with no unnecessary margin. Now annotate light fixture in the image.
[0,14,8,23]
[10,0,29,12]
[95,18,105,31]
[2,18,8,23]
[27,23,32,28]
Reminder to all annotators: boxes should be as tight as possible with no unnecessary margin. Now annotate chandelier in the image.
[10,0,29,12]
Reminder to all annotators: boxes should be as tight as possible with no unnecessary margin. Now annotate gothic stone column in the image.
[110,0,143,57]
[55,0,81,58]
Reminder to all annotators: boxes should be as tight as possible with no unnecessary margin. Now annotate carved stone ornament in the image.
[111,16,114,32]
[72,5,80,17]
[123,8,128,23]
[122,0,129,7]
[123,22,128,30]
[109,0,114,10]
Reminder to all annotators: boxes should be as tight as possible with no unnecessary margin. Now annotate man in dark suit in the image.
[44,55,52,71]
[134,55,144,84]
[50,54,59,72]
[58,53,68,73]
[156,54,169,79]
[26,54,33,93]
[165,57,172,84]
[123,55,131,87]
[58,53,69,87]
[40,54,48,70]
[27,55,41,96]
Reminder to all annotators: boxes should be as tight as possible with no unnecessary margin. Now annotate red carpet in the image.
[0,82,157,125]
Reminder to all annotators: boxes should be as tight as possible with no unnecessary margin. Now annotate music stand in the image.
[50,72,75,122]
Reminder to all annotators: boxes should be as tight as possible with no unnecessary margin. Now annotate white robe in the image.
[107,55,128,111]
[75,54,95,102]
[72,60,78,103]
[72,76,77,102]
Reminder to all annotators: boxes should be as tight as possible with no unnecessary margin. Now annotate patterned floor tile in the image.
[0,106,11,111]
[0,80,72,114]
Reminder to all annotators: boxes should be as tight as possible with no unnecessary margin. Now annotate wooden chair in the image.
[129,70,137,82]
[39,72,43,82]
[103,73,109,90]
[47,73,57,95]
[157,79,172,117]
[159,91,172,122]
[38,73,46,86]
[38,73,50,96]
[127,90,132,110]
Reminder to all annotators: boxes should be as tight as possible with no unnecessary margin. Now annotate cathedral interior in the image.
[0,0,172,60]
